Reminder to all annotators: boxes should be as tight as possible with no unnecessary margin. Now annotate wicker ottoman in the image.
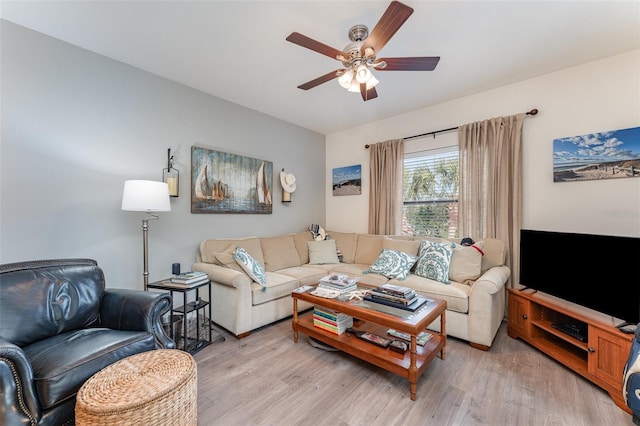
[75,349,197,425]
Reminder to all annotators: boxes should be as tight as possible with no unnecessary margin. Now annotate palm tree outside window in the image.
[402,147,459,239]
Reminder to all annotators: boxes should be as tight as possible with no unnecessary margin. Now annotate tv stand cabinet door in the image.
[507,290,531,338]
[588,327,632,391]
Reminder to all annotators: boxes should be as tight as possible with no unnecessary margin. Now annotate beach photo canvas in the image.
[332,164,362,196]
[553,126,640,182]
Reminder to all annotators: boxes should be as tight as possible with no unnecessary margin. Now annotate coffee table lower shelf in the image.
[293,312,444,400]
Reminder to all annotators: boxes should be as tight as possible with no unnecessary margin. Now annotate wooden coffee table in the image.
[292,286,446,400]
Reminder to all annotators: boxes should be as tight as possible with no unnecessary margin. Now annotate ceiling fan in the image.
[286,1,440,101]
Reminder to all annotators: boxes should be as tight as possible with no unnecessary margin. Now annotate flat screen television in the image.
[519,229,640,326]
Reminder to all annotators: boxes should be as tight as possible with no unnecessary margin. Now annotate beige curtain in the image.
[458,114,524,288]
[368,139,404,235]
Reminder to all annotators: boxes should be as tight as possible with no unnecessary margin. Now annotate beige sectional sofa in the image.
[192,230,510,350]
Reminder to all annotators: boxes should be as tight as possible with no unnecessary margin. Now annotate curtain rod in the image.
[364,108,539,148]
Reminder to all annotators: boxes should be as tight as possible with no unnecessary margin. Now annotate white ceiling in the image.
[2,1,639,135]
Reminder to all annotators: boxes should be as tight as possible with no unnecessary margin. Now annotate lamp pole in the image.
[142,212,159,291]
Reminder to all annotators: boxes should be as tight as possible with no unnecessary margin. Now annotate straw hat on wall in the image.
[280,171,297,193]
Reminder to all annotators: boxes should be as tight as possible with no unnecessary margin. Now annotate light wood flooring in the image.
[193,317,633,426]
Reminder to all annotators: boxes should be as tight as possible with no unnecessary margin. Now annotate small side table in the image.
[148,279,212,355]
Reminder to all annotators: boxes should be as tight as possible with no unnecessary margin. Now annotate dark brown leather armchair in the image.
[0,258,174,425]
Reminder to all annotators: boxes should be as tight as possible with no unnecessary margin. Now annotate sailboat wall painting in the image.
[191,146,273,214]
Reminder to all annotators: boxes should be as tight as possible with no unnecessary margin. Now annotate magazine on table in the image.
[319,274,360,287]
[171,271,208,284]
[387,329,433,346]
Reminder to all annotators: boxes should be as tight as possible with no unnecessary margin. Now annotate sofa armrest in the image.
[470,265,510,295]
[99,289,174,349]
[466,265,511,348]
[192,262,252,288]
[192,262,254,336]
[0,339,41,424]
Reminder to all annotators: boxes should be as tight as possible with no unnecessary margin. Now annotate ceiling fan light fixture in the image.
[287,1,438,101]
[355,63,371,83]
[365,74,379,90]
[338,69,354,89]
[348,79,361,93]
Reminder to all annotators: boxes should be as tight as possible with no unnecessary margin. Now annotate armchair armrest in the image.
[0,339,41,424]
[99,289,174,349]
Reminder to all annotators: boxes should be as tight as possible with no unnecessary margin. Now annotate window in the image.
[402,145,459,238]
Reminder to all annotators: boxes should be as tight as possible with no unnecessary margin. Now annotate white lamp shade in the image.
[338,69,354,89]
[355,64,371,83]
[121,180,171,212]
[365,74,379,90]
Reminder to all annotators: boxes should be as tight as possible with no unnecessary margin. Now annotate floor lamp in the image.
[121,180,171,290]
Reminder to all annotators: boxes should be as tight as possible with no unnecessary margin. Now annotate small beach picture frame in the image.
[553,126,640,182]
[332,164,362,196]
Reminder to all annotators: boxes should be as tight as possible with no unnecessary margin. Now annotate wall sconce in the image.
[280,169,296,203]
[162,148,179,197]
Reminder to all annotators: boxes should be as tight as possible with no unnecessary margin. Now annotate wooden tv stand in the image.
[507,288,633,413]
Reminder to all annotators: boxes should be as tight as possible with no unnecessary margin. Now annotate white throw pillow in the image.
[308,239,340,264]
[449,241,485,283]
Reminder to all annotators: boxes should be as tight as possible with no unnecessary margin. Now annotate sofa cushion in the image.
[326,231,358,264]
[261,235,301,272]
[291,231,313,264]
[354,234,384,265]
[364,248,418,281]
[233,247,266,286]
[276,265,327,286]
[211,244,245,273]
[250,272,301,305]
[23,328,155,410]
[201,237,264,266]
[308,240,340,264]
[479,238,506,272]
[414,240,454,284]
[396,274,470,314]
[382,236,421,256]
[449,241,485,283]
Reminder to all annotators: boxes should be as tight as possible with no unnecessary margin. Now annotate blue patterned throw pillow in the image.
[414,240,454,284]
[364,249,418,281]
[233,246,266,287]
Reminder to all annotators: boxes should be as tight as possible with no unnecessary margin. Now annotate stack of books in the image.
[318,274,359,294]
[313,306,353,335]
[169,271,209,286]
[364,283,430,312]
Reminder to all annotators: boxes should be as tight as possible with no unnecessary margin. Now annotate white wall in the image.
[326,50,640,238]
[1,21,326,289]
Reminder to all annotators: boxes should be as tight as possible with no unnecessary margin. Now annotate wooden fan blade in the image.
[360,83,378,101]
[362,1,414,55]
[297,70,343,90]
[286,32,349,61]
[376,57,440,71]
